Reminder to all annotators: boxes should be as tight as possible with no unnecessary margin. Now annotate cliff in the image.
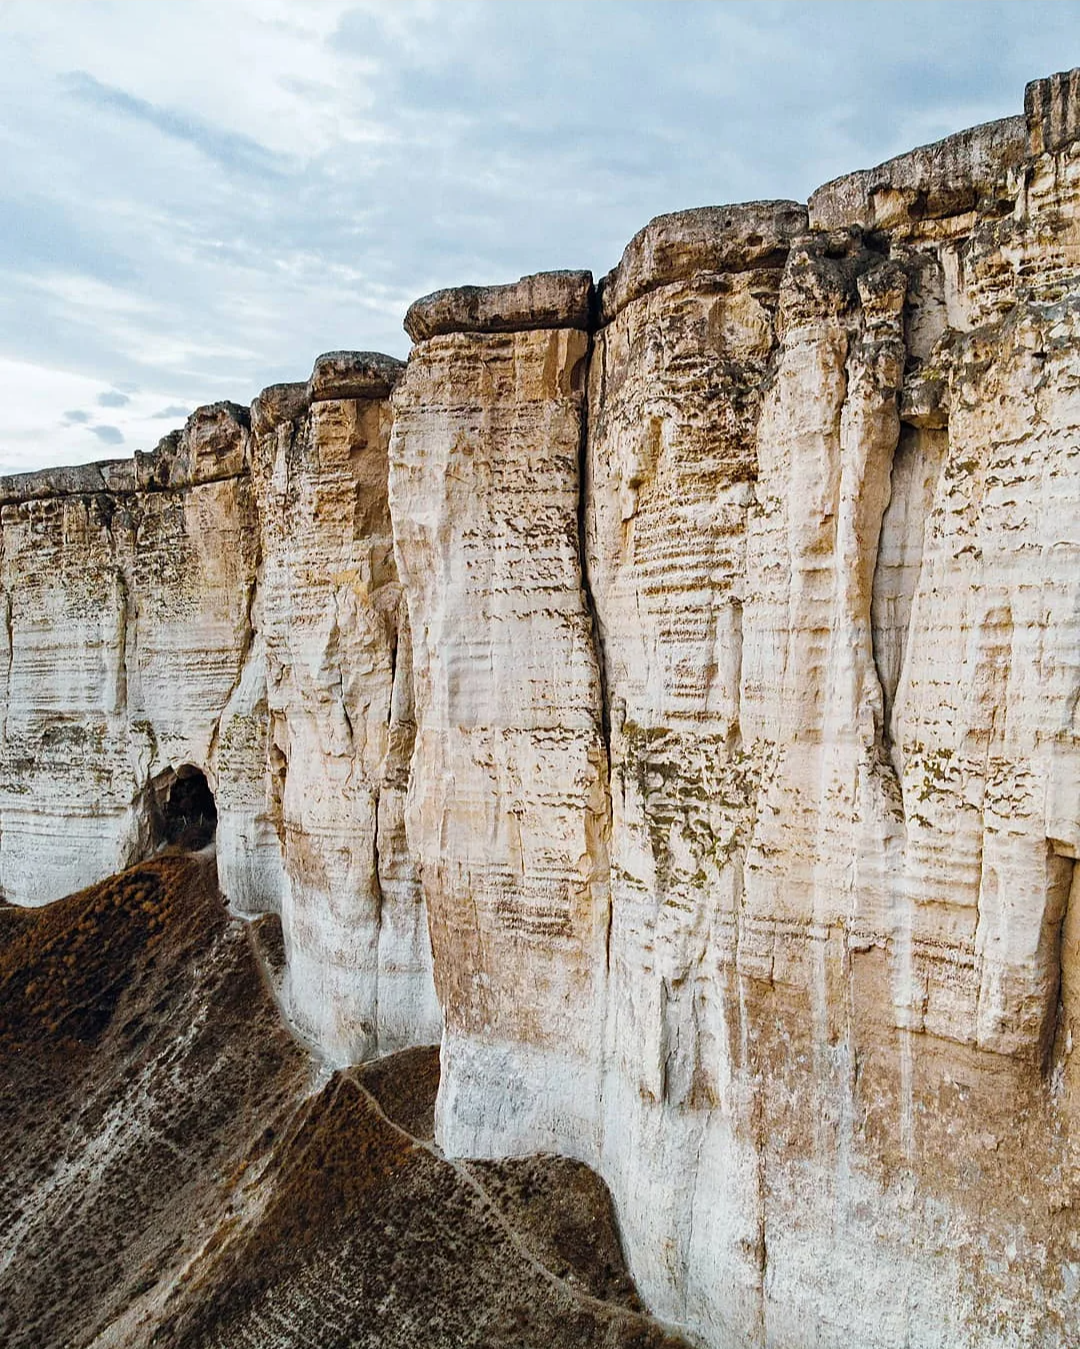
[0,357,441,1063]
[3,66,1080,1349]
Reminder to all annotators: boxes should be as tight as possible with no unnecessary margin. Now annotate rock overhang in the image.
[402,269,595,341]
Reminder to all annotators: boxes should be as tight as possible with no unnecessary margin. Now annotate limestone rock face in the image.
[249,361,440,1061]
[585,203,808,1340]
[597,200,807,322]
[0,404,258,905]
[3,63,1080,1349]
[386,72,1080,1349]
[404,269,594,341]
[0,363,440,1062]
[388,301,610,1156]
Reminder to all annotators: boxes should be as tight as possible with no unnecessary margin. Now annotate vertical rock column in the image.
[249,353,441,1063]
[584,203,806,1341]
[739,234,910,974]
[389,273,611,1159]
[0,466,140,902]
[125,403,258,779]
[893,295,1080,1063]
[734,233,918,1347]
[126,405,264,899]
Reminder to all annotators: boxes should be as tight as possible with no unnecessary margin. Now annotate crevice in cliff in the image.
[869,548,896,764]
[1049,855,1080,1087]
[576,336,611,776]
[752,1044,769,1346]
[206,560,260,775]
[870,423,948,779]
[573,332,615,977]
[1042,851,1077,1075]
[370,782,385,1044]
[338,668,355,745]
[330,587,356,752]
[113,566,131,723]
[387,611,399,708]
[0,586,12,744]
[839,269,905,790]
[268,731,288,851]
[142,467,251,496]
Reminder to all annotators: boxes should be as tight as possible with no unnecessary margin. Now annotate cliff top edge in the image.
[403,270,595,342]
[0,352,404,506]
[6,64,1078,500]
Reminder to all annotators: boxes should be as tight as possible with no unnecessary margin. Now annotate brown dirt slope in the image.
[0,855,687,1349]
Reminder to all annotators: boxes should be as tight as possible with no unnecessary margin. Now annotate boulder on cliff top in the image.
[808,114,1027,233]
[1026,67,1080,154]
[0,459,136,505]
[135,400,249,490]
[250,381,311,436]
[404,270,594,342]
[308,349,406,401]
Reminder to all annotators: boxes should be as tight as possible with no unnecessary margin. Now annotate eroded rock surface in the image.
[0,404,257,905]
[404,269,594,340]
[0,360,441,1060]
[3,62,1080,1349]
[387,69,1080,1349]
[249,358,440,1061]
[388,307,610,1158]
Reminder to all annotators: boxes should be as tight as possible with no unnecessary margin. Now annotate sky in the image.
[1,0,1078,473]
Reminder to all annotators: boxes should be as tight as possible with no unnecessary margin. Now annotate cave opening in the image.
[153,765,218,852]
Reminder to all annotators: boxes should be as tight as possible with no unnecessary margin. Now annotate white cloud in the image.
[0,358,196,475]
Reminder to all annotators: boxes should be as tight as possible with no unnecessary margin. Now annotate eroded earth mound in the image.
[0,856,685,1349]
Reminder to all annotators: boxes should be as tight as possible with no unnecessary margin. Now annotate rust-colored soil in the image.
[0,857,686,1349]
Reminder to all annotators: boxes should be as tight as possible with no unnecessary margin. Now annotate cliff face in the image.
[246,354,440,1061]
[3,67,1080,1349]
[0,411,257,905]
[0,359,441,1063]
[395,74,1080,1349]
[390,276,611,1156]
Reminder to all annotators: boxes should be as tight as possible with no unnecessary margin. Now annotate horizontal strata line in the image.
[0,468,251,508]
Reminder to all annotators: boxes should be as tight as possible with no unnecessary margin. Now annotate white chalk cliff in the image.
[3,67,1080,1349]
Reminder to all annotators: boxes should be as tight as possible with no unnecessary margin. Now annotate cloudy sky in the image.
[1,0,1077,473]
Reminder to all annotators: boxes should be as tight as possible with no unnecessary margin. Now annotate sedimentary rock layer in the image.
[388,312,610,1156]
[386,68,1080,1349]
[249,354,440,1061]
[0,403,257,905]
[0,361,441,1061]
[3,62,1080,1349]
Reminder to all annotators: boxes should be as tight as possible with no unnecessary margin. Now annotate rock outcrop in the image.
[0,367,441,1063]
[3,64,1080,1349]
[386,70,1080,1349]
[389,285,610,1158]
[0,403,257,906]
[248,353,440,1061]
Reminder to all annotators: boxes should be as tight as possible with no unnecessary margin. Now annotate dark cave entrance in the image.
[152,765,218,851]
